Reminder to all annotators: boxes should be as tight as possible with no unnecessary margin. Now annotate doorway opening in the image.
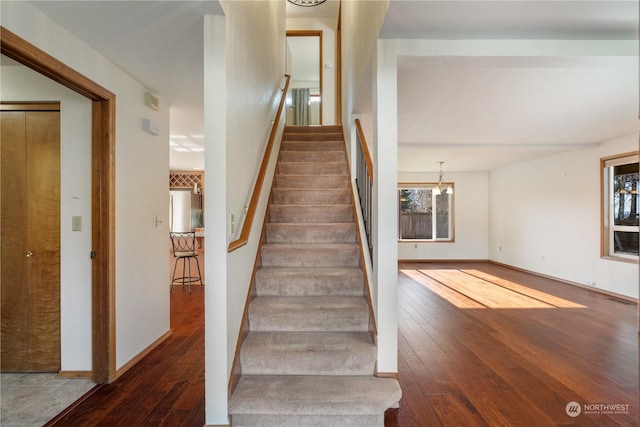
[1,26,116,384]
[286,30,322,126]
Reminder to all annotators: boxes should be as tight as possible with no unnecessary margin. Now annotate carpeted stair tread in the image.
[240,332,376,376]
[269,204,353,223]
[248,296,369,332]
[271,188,351,205]
[255,267,364,296]
[265,223,356,244]
[229,375,402,416]
[261,243,360,268]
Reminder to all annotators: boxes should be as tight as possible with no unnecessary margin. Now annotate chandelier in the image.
[435,161,451,195]
[287,0,327,6]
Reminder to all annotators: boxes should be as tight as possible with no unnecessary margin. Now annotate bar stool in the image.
[169,231,202,292]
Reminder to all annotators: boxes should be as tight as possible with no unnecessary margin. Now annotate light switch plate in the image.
[72,216,82,231]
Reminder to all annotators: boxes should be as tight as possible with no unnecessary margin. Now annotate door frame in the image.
[286,30,323,125]
[1,26,116,383]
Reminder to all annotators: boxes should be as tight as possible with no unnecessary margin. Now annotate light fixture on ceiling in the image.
[287,0,327,6]
[434,161,451,195]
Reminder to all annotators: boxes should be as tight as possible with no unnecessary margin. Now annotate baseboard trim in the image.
[114,329,172,380]
[58,370,92,378]
[489,260,638,304]
[399,258,487,264]
[377,372,400,380]
[44,384,103,426]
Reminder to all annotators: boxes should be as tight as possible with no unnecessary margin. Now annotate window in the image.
[602,153,639,260]
[399,183,454,241]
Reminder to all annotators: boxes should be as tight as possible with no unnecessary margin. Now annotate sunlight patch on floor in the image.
[400,268,586,309]
[461,269,585,308]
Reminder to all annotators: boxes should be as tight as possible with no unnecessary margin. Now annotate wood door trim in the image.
[1,26,116,383]
[286,30,323,125]
[336,1,342,124]
[1,102,60,111]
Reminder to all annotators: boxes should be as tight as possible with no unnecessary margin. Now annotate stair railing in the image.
[228,74,291,252]
[354,118,374,262]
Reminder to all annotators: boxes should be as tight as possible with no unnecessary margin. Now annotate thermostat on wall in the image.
[143,118,160,136]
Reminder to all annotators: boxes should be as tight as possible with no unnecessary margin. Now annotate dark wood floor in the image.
[50,262,638,426]
[49,285,205,426]
[386,262,638,427]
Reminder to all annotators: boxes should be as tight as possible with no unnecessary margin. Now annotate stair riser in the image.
[275,175,349,189]
[269,205,353,223]
[265,223,356,244]
[249,308,369,332]
[255,282,362,297]
[272,189,351,205]
[285,125,342,133]
[278,162,347,175]
[282,141,344,151]
[255,268,364,297]
[240,333,376,376]
[261,245,359,268]
[279,151,346,163]
[283,133,343,141]
[231,413,382,427]
[240,363,375,376]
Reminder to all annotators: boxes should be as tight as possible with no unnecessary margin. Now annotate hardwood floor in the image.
[386,262,638,427]
[49,286,205,426]
[49,262,637,426]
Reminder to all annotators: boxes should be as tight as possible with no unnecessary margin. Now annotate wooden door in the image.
[1,106,61,372]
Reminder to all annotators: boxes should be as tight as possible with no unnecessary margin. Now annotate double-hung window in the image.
[602,152,639,260]
[398,183,454,241]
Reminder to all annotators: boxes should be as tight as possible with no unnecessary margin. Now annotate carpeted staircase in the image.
[228,125,401,427]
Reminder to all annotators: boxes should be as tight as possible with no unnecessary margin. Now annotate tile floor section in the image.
[1,373,94,426]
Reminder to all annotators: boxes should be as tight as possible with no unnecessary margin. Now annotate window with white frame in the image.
[398,183,454,241]
[602,153,639,260]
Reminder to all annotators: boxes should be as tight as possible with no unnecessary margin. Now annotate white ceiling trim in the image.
[393,39,639,57]
[399,143,601,150]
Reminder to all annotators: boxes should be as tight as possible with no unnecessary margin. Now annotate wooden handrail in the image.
[228,74,291,252]
[354,118,374,184]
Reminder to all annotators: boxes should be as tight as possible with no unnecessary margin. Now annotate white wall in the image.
[341,0,397,374]
[341,0,389,140]
[398,171,490,261]
[204,13,228,426]
[490,133,639,299]
[287,17,336,125]
[1,63,93,372]
[2,1,171,371]
[204,1,286,424]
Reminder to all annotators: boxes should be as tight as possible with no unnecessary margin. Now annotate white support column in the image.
[203,14,229,425]
[373,39,398,374]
